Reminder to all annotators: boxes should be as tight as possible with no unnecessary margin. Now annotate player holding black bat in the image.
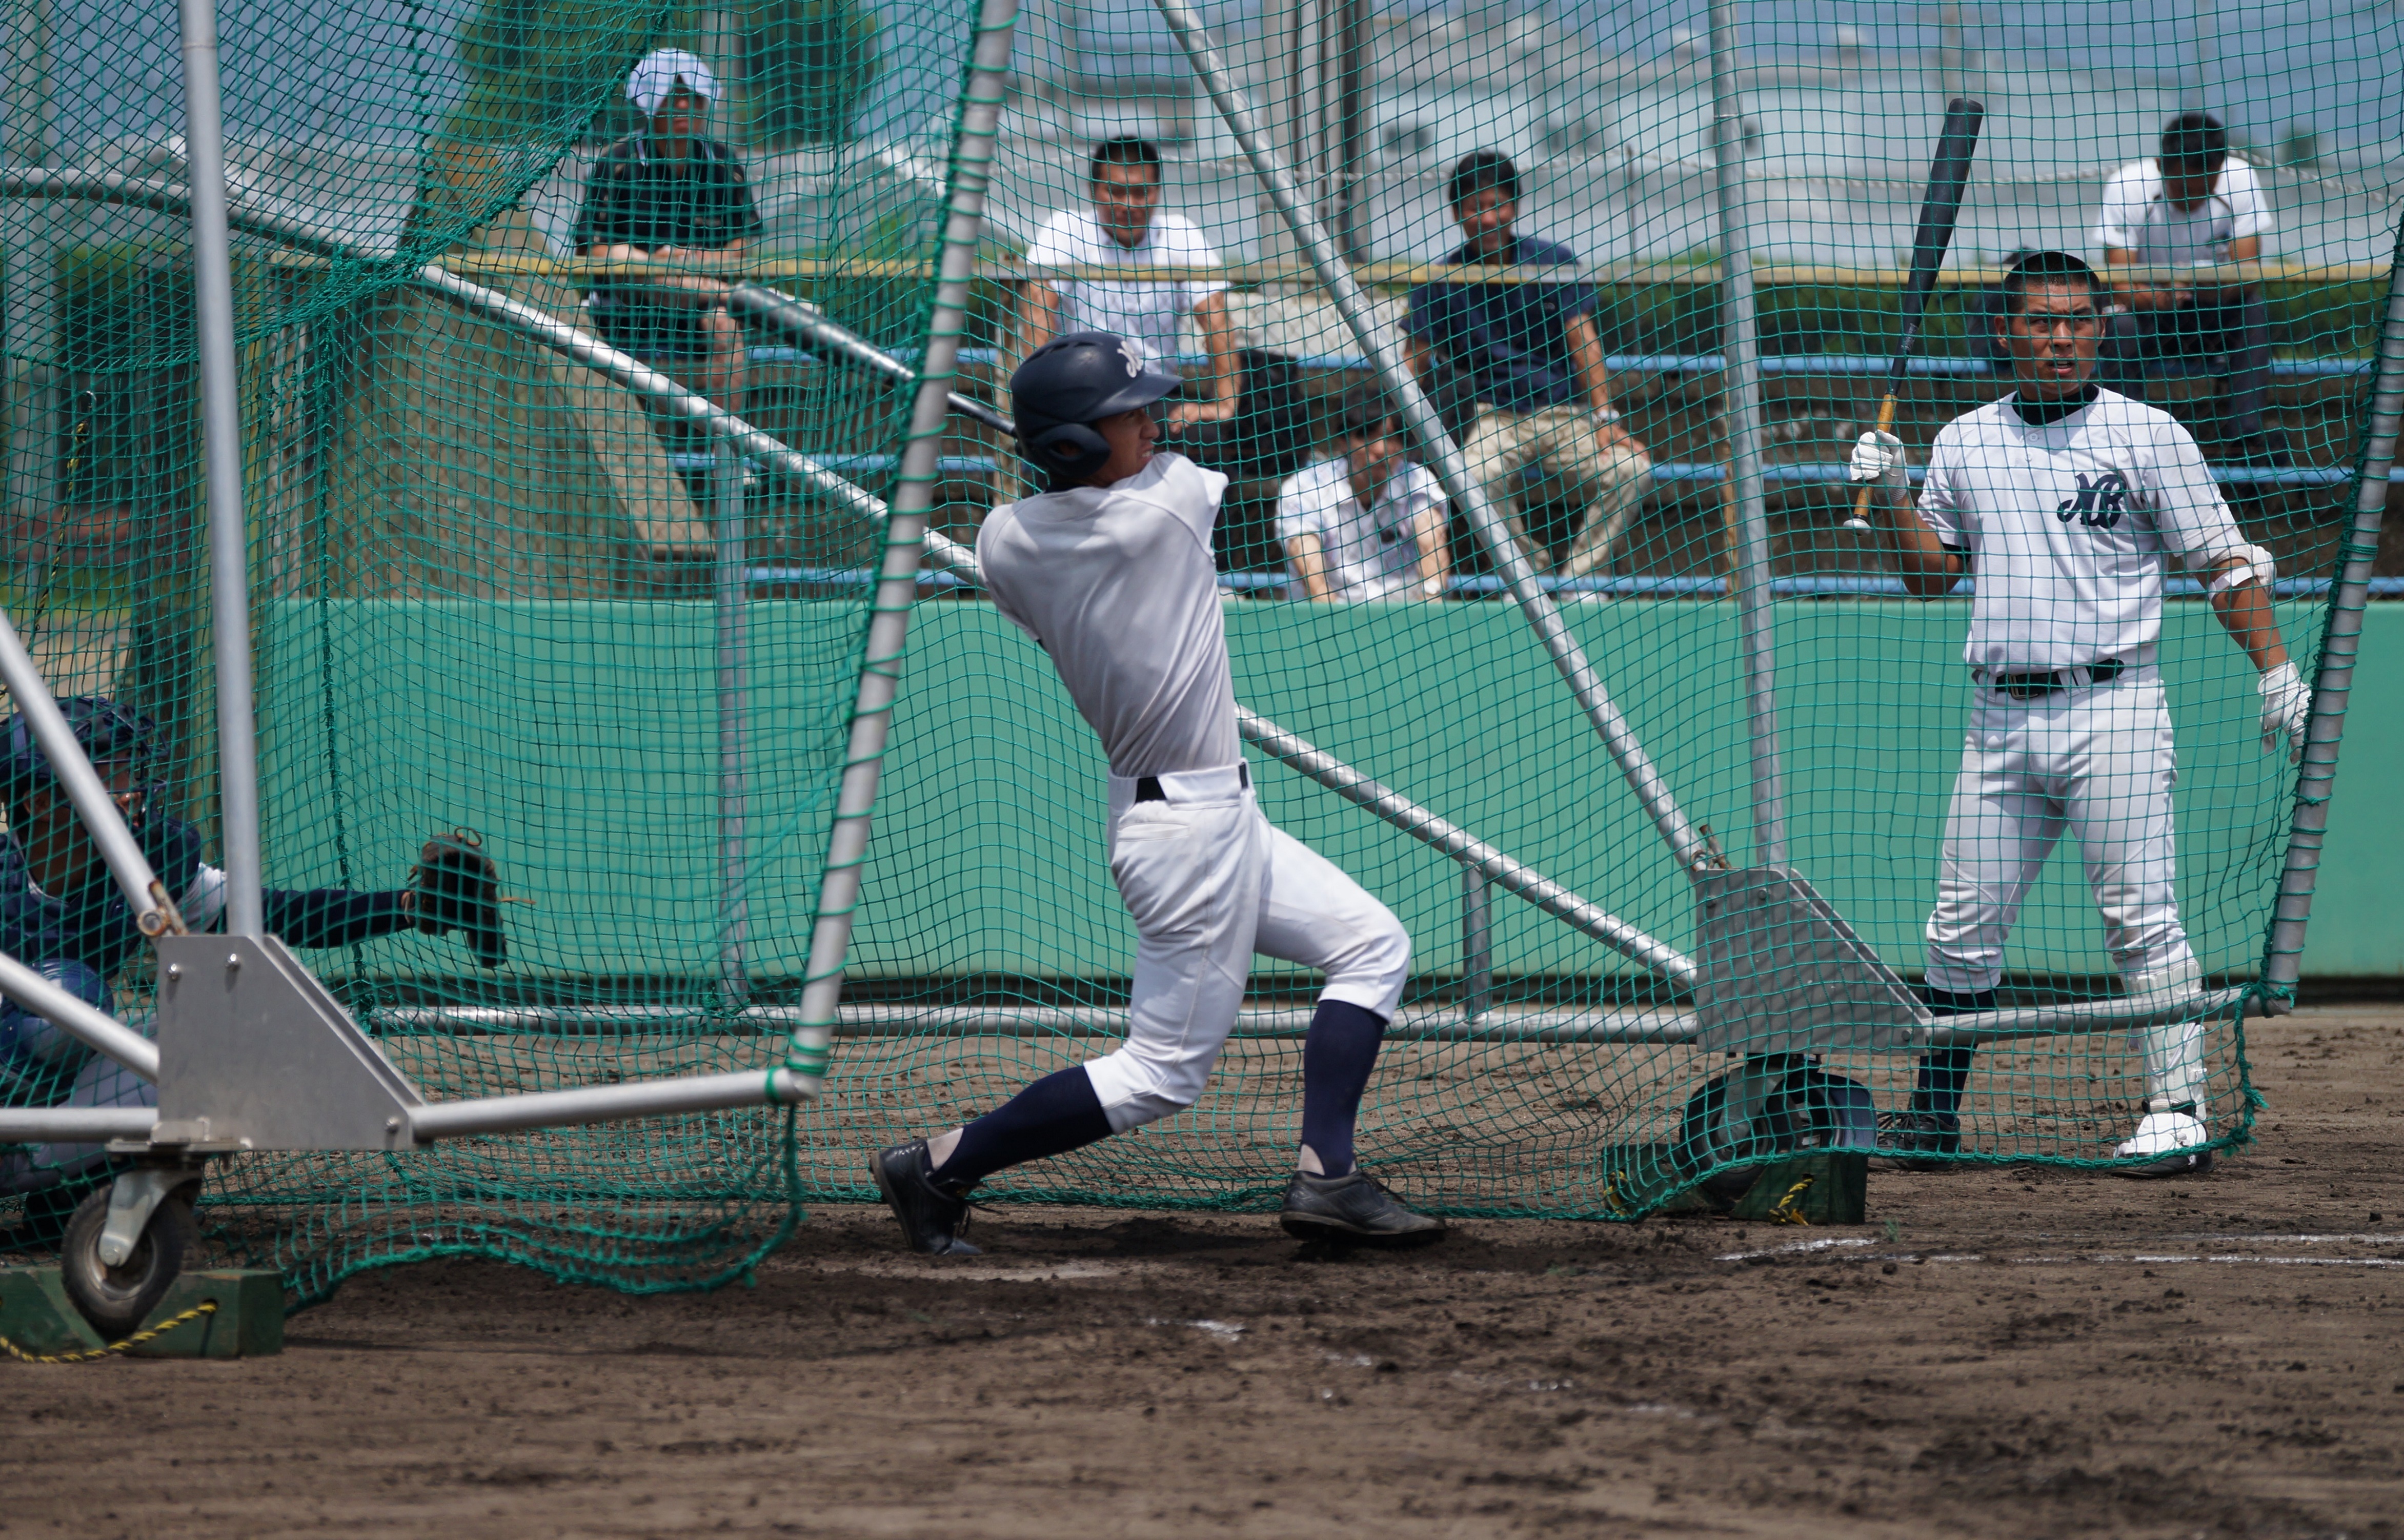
[1848,250,2307,1178]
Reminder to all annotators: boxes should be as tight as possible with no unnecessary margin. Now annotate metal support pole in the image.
[1334,0,1371,266]
[2261,228,2404,1007]
[1149,0,1716,874]
[178,0,263,935]
[1707,0,1788,866]
[0,606,186,935]
[1461,866,1493,1021]
[778,0,1020,1096]
[714,444,750,1007]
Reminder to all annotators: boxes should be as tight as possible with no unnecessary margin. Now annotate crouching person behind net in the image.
[0,698,507,1243]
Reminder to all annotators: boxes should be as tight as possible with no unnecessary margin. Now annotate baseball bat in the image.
[1846,97,1985,529]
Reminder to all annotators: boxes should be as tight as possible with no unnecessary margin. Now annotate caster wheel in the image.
[60,1187,194,1340]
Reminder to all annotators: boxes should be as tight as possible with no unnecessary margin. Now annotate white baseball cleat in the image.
[2112,1109,2213,1178]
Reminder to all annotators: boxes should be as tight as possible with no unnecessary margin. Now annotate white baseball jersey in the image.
[1024,209,1228,371]
[977,452,1240,779]
[1914,388,2254,671]
[1275,457,1446,601]
[2094,158,2272,265]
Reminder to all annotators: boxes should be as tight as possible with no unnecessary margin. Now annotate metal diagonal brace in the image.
[0,609,187,939]
[918,530,1695,985]
[1147,0,1716,877]
[0,947,160,1079]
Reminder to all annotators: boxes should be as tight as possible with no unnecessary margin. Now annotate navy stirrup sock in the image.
[1299,999,1389,1178]
[1914,987,1994,1119]
[929,1066,1113,1191]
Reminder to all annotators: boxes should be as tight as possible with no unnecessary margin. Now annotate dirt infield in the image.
[8,1004,2400,1538]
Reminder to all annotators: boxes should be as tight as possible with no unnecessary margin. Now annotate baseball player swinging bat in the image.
[867,331,1443,1255]
[1844,98,1986,530]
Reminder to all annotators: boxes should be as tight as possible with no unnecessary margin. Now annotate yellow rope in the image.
[1,1300,218,1365]
[1769,1175,1817,1226]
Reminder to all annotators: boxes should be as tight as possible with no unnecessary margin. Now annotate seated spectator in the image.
[571,49,762,413]
[1403,151,1650,578]
[2095,111,2281,462]
[1279,388,1450,603]
[1016,137,1310,483]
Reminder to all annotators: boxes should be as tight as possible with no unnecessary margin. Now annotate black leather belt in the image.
[1991,658,2124,700]
[1135,763,1248,803]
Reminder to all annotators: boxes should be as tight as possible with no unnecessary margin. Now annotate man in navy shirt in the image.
[1405,152,1650,579]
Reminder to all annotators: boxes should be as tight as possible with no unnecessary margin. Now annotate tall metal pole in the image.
[1334,0,1370,265]
[778,0,1021,1096]
[1150,0,1717,874]
[2260,221,2404,1008]
[178,0,264,934]
[1707,0,1788,867]
[714,446,750,1007]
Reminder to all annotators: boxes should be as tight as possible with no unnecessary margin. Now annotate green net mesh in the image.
[1,0,2397,1297]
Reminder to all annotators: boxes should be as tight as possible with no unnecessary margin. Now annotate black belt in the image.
[1990,658,2124,700]
[1135,763,1248,803]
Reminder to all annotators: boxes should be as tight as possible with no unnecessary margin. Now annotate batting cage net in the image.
[1,0,2398,1298]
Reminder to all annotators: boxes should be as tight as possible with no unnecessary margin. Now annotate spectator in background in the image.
[1016,138,1240,443]
[1280,388,1451,603]
[2095,111,2281,463]
[572,49,762,412]
[1404,151,1650,579]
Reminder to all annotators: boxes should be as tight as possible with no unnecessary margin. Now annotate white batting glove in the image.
[2257,660,2311,762]
[1846,430,1908,490]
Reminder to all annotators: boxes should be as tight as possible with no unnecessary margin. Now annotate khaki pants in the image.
[1461,407,1653,576]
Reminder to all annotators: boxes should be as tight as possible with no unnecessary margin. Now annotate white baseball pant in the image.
[1923,664,2206,1111]
[1083,762,1411,1133]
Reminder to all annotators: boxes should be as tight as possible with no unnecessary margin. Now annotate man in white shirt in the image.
[2093,111,2279,461]
[868,331,1442,1255]
[1016,137,1239,444]
[1280,388,1451,602]
[1847,252,2311,1180]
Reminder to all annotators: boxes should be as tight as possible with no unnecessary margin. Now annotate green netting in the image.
[1,0,2399,1299]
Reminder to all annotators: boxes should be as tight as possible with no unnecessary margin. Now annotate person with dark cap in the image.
[0,698,505,1240]
[2095,111,2282,463]
[865,331,1440,1255]
[1404,151,1651,578]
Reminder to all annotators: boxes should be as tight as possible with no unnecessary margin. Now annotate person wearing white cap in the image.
[571,48,762,411]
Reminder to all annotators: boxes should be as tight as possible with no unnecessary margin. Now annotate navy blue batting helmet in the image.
[1010,330,1180,491]
[1,696,162,809]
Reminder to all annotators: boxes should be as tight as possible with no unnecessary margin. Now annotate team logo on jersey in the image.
[2055,471,2129,530]
[1118,337,1144,377]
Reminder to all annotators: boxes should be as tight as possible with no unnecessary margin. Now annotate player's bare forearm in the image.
[1878,489,1967,598]
[1287,536,1332,601]
[2211,571,2290,672]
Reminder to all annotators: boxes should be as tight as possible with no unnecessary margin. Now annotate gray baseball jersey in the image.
[1914,388,2254,671]
[977,452,1241,779]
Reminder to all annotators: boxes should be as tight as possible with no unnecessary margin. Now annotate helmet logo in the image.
[1118,337,1143,378]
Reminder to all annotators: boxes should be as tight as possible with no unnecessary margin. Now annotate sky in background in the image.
[0,1,2395,163]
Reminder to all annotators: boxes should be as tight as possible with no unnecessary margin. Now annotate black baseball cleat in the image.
[1278,1170,1446,1246]
[1873,1110,1962,1173]
[870,1141,981,1256]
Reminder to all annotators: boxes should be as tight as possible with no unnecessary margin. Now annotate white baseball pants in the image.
[1923,666,2205,1110]
[1083,763,1411,1133]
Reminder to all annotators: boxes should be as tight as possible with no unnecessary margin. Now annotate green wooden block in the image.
[0,1268,107,1357]
[0,1268,281,1359]
[127,1271,284,1359]
[1727,1151,1869,1225]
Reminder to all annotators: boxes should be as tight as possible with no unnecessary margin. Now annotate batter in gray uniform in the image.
[871,331,1444,1254]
